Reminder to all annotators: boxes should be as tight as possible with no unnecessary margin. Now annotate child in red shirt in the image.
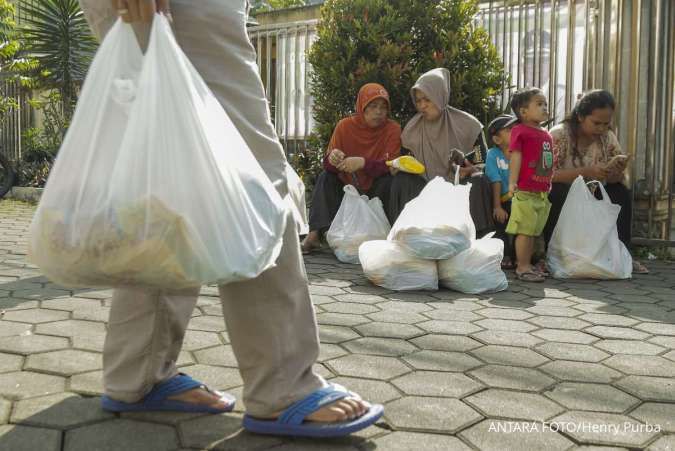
[506,88,555,282]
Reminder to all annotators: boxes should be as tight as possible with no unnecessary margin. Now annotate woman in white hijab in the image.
[399,68,494,236]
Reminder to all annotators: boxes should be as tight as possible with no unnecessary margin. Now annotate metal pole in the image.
[565,0,576,113]
[265,31,272,102]
[517,0,524,88]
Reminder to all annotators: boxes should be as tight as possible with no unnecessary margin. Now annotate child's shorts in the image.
[506,191,551,236]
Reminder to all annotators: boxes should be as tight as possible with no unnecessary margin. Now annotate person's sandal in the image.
[534,260,550,277]
[501,259,516,270]
[516,270,545,283]
[632,260,649,274]
[301,239,321,255]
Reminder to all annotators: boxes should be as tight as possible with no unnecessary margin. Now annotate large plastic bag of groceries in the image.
[29,16,286,289]
[285,164,309,235]
[359,240,438,291]
[438,234,508,294]
[547,176,632,279]
[388,174,475,260]
[327,185,391,264]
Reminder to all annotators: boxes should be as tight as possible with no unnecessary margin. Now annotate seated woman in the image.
[301,83,421,254]
[399,68,494,237]
[543,89,648,274]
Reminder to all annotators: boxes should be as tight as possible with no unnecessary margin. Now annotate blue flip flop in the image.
[101,373,236,414]
[242,383,384,438]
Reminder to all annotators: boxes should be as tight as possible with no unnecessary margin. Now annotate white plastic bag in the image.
[327,185,391,264]
[359,240,438,291]
[438,234,508,294]
[547,176,632,279]
[29,16,287,289]
[388,174,475,260]
[285,164,308,235]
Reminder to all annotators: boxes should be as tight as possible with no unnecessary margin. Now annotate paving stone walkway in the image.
[1,199,674,451]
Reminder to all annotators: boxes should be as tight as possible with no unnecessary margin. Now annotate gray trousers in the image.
[79,0,324,417]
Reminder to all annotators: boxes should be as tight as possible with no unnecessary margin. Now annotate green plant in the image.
[0,0,38,121]
[19,0,97,113]
[305,0,506,184]
[18,90,68,187]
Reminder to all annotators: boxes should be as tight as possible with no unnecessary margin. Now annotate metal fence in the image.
[248,20,318,156]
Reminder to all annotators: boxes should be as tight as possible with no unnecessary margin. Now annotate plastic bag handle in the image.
[343,184,359,196]
[586,180,611,204]
[453,165,460,185]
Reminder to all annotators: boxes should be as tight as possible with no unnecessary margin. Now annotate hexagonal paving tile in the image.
[392,371,483,398]
[25,349,102,376]
[186,315,227,332]
[343,337,417,357]
[64,419,178,451]
[630,402,675,433]
[2,308,70,324]
[595,340,665,355]
[459,419,573,451]
[0,352,23,374]
[333,293,385,304]
[636,322,675,335]
[0,320,31,337]
[539,361,621,383]
[471,330,543,347]
[526,306,583,317]
[327,354,410,380]
[373,431,472,451]
[474,318,537,333]
[422,308,482,322]
[0,334,69,355]
[475,307,534,320]
[469,365,556,392]
[70,306,110,323]
[181,330,223,351]
[411,334,482,352]
[367,311,427,324]
[385,397,481,433]
[465,389,565,421]
[321,302,379,315]
[649,336,675,348]
[193,345,238,367]
[403,350,482,372]
[535,343,610,363]
[354,322,423,339]
[11,392,113,428]
[585,326,650,340]
[317,343,349,362]
[550,411,659,448]
[41,297,102,311]
[69,370,104,396]
[604,355,675,377]
[317,313,369,327]
[527,316,592,330]
[417,320,483,335]
[319,325,361,343]
[616,375,675,402]
[35,320,104,338]
[578,313,639,327]
[0,424,61,451]
[545,382,639,413]
[329,376,401,404]
[471,345,549,367]
[0,371,65,399]
[12,288,70,301]
[532,329,599,344]
[310,285,346,296]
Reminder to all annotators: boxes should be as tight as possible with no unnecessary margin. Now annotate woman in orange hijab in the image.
[301,83,418,254]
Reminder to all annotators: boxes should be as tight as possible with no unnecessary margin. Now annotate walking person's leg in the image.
[170,0,380,434]
[79,0,235,412]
